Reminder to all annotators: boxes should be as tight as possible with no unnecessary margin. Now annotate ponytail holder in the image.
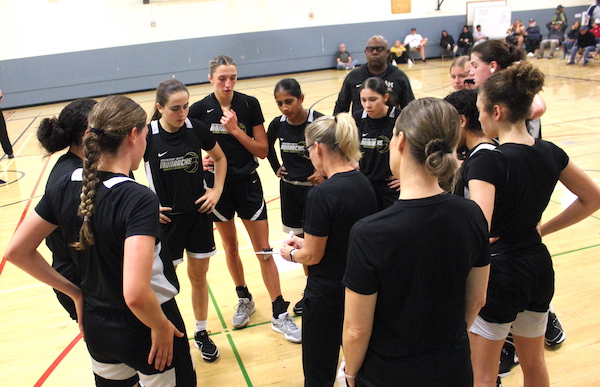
[431,140,452,154]
[90,127,104,135]
[83,216,90,222]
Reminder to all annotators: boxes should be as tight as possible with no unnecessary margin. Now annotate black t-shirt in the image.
[188,91,264,177]
[354,106,398,181]
[453,142,497,199]
[266,109,323,182]
[144,118,216,214]
[465,140,569,252]
[36,170,179,311]
[343,193,490,359]
[44,152,83,273]
[303,170,377,279]
[333,64,415,115]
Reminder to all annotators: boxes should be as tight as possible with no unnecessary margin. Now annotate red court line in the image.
[34,333,83,387]
[0,155,53,276]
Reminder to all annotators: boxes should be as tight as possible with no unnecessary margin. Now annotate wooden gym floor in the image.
[1,57,600,386]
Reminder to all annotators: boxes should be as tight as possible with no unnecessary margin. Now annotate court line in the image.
[34,333,83,387]
[227,333,253,387]
[0,154,53,276]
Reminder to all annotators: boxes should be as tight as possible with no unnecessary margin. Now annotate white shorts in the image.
[469,310,548,340]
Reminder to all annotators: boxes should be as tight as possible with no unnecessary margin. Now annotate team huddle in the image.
[5,36,600,387]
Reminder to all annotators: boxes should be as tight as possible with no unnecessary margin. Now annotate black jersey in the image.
[343,193,490,360]
[333,64,415,115]
[354,106,398,181]
[466,139,569,253]
[303,170,377,279]
[453,142,497,199]
[189,91,265,177]
[144,118,216,214]
[45,152,82,267]
[35,169,179,311]
[266,109,324,182]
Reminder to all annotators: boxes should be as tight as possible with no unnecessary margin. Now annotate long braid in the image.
[71,95,147,250]
[72,132,101,250]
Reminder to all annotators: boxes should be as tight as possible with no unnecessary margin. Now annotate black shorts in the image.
[84,298,196,387]
[206,171,267,222]
[479,244,554,324]
[163,211,216,263]
[280,180,312,232]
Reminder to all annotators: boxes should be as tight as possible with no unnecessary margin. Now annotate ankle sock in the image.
[272,295,290,318]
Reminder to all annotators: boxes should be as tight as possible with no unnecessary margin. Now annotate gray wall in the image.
[0,6,586,108]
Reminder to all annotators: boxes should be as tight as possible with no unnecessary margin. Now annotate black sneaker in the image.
[293,294,305,316]
[194,330,219,362]
[7,153,14,159]
[545,311,566,347]
[499,333,519,377]
[496,376,503,387]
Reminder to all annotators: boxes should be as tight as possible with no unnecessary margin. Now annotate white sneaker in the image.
[407,59,413,67]
[232,298,255,328]
[527,52,535,57]
[272,312,302,343]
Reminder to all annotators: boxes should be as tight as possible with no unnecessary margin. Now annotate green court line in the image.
[550,243,600,258]
[227,333,253,387]
[208,284,228,330]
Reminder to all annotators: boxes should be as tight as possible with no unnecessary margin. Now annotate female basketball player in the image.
[5,95,196,386]
[342,98,490,387]
[280,113,377,386]
[467,62,600,387]
[266,78,324,316]
[354,77,400,211]
[145,79,226,362]
[36,98,97,320]
[449,56,471,91]
[188,55,300,343]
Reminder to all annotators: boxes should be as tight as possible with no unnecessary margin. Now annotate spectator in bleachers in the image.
[404,28,429,63]
[567,25,597,65]
[458,26,474,56]
[563,21,581,58]
[525,19,542,56]
[538,23,565,59]
[440,30,456,57]
[473,25,489,47]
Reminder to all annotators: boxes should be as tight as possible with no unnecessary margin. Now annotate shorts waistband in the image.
[282,178,313,187]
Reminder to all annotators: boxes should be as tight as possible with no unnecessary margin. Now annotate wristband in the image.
[344,371,356,380]
[289,249,298,262]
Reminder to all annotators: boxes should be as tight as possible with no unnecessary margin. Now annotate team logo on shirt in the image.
[384,80,394,94]
[159,152,200,173]
[209,123,247,135]
[360,135,390,154]
[281,140,307,157]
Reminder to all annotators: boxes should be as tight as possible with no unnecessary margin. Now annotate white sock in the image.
[195,320,208,332]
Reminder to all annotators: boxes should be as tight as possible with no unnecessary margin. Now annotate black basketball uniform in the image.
[465,140,569,324]
[354,106,400,211]
[36,169,196,386]
[44,151,83,320]
[266,109,324,232]
[188,91,267,221]
[144,118,217,263]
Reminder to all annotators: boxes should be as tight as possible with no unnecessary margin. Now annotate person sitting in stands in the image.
[538,23,565,59]
[567,25,597,65]
[473,25,489,47]
[404,28,429,62]
[390,40,408,64]
[336,44,358,70]
[525,19,542,56]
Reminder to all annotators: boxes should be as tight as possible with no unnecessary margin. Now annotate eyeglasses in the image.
[302,143,316,158]
[365,46,386,53]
